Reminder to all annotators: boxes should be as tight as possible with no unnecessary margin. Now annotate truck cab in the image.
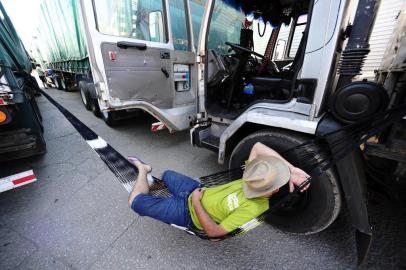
[190,0,341,234]
[192,0,347,159]
[191,0,406,261]
[79,0,206,130]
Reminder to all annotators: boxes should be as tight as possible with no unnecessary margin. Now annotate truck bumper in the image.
[0,128,46,162]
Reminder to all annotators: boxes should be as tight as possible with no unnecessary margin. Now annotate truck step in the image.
[201,135,220,152]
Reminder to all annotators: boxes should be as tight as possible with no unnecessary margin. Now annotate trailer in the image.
[35,0,89,91]
[0,2,46,163]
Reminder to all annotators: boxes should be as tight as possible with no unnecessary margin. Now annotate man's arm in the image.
[249,142,293,167]
[249,142,310,192]
[191,189,228,238]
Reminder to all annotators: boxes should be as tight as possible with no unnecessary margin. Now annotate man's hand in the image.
[191,188,228,238]
[289,166,311,193]
[192,188,204,202]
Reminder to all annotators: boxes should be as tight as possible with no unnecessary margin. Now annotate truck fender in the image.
[217,105,320,164]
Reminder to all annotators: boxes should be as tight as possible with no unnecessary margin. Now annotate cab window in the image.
[168,0,206,51]
[207,1,245,54]
[94,0,167,43]
[288,14,307,58]
[272,24,290,60]
[169,0,189,50]
[270,14,307,61]
[190,0,207,50]
[252,20,273,56]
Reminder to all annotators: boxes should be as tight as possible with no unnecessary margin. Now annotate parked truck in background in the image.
[35,0,89,92]
[189,0,405,264]
[0,2,45,162]
[33,0,208,127]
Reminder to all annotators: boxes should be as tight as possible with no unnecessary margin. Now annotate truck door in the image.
[79,0,202,131]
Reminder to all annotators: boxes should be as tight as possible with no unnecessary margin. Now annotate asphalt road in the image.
[0,88,405,270]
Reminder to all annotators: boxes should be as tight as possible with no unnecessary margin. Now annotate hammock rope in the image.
[39,89,406,240]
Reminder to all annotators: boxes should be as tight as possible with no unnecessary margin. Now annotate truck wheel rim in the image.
[80,88,87,105]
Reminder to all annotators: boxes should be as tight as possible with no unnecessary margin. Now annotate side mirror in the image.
[148,11,164,43]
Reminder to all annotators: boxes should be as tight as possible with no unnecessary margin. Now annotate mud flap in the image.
[356,229,372,266]
[317,116,372,265]
[329,146,372,266]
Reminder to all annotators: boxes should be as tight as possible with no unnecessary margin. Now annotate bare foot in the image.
[133,160,152,173]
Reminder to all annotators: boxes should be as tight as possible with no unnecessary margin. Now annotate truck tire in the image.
[78,81,92,111]
[101,111,118,127]
[85,83,101,117]
[61,77,69,91]
[229,130,342,234]
[54,75,63,90]
[91,98,101,118]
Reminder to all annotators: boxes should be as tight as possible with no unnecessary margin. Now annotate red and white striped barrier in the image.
[151,122,167,132]
[0,170,37,193]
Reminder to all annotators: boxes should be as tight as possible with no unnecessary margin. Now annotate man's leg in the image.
[130,194,190,227]
[127,162,191,226]
[128,160,151,207]
[162,170,200,197]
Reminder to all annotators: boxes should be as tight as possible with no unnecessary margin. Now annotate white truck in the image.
[188,0,405,264]
[35,0,208,127]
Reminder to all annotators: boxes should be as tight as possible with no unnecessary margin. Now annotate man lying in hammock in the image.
[127,143,310,238]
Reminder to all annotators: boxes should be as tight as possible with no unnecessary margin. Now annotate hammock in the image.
[39,89,406,241]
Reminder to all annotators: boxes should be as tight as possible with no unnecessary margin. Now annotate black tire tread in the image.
[78,81,92,111]
[230,129,342,234]
[91,98,101,118]
[102,111,118,127]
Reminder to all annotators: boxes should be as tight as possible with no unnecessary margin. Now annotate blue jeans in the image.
[131,170,201,227]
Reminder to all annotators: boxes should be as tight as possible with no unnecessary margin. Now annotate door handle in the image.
[161,67,170,78]
[117,41,147,50]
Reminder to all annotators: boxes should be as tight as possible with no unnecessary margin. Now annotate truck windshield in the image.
[208,1,308,60]
[207,1,245,54]
[207,1,274,56]
[94,0,166,43]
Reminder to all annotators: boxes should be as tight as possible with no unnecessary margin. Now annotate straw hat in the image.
[242,155,291,199]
